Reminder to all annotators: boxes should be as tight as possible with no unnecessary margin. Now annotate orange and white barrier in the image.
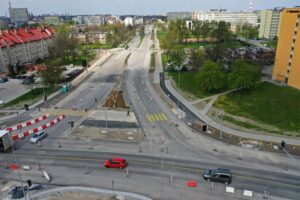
[12,114,65,141]
[6,114,50,132]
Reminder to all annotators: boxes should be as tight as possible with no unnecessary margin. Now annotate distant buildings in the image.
[0,27,55,72]
[9,7,29,27]
[272,8,300,89]
[124,17,134,26]
[192,10,258,29]
[259,8,283,39]
[167,12,192,21]
[44,16,61,26]
[0,17,9,29]
[74,31,106,44]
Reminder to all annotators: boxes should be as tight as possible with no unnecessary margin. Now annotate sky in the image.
[0,0,299,16]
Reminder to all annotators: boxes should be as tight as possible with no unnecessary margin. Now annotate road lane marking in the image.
[147,115,153,122]
[4,154,300,189]
[154,114,160,121]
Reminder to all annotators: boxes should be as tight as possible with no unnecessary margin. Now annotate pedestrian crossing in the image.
[146,113,168,122]
[45,108,93,117]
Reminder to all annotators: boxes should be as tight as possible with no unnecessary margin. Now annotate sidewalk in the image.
[153,29,300,146]
[0,51,112,122]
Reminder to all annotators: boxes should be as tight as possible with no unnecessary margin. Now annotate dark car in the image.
[0,77,8,83]
[203,168,232,184]
[104,157,127,169]
[22,78,34,84]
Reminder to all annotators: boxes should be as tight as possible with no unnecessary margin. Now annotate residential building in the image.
[192,10,258,31]
[134,18,144,25]
[186,20,193,29]
[124,17,134,26]
[167,12,192,21]
[0,17,9,29]
[0,27,55,72]
[259,8,283,39]
[44,16,61,26]
[272,8,300,89]
[86,16,105,26]
[9,8,29,27]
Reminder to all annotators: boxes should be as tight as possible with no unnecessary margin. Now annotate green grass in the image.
[79,43,110,50]
[177,41,245,49]
[2,87,57,108]
[215,82,300,132]
[265,40,278,48]
[46,51,97,67]
[168,71,218,98]
[150,53,156,73]
[157,31,167,46]
[125,53,131,66]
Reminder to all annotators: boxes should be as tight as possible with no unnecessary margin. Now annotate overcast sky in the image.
[1,0,299,16]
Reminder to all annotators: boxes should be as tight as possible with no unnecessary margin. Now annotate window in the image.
[285,77,288,83]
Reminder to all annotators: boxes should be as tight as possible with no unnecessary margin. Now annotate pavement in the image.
[0,79,30,104]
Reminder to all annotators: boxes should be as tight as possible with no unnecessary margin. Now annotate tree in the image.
[197,60,227,91]
[190,48,205,70]
[205,43,226,63]
[39,65,65,87]
[161,30,178,59]
[212,21,232,42]
[236,23,259,39]
[229,59,261,89]
[170,47,186,69]
[201,20,211,42]
[193,20,202,43]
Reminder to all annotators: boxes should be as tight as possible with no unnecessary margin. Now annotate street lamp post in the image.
[220,111,225,140]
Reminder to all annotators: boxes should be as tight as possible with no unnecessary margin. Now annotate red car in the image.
[104,157,127,169]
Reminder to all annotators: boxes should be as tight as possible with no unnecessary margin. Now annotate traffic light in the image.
[24,104,29,110]
[27,179,32,187]
[82,59,87,67]
[44,94,47,102]
[281,140,286,149]
[202,125,207,132]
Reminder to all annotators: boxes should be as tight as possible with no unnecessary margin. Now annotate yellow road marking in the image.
[154,114,160,121]
[161,113,168,121]
[157,114,164,121]
[147,115,153,122]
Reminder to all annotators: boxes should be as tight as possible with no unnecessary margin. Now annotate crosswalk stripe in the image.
[161,113,168,121]
[157,114,164,121]
[154,114,160,121]
[147,115,153,122]
[149,115,156,122]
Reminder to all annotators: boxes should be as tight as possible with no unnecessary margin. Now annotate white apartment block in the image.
[259,8,283,39]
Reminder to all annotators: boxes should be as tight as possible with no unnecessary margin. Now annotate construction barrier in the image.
[12,114,65,141]
[6,114,50,132]
[187,181,197,188]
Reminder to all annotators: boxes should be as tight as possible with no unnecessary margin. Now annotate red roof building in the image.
[0,27,55,72]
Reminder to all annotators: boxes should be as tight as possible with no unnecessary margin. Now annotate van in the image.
[203,168,232,184]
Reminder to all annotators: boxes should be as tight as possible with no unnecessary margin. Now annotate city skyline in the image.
[0,0,299,16]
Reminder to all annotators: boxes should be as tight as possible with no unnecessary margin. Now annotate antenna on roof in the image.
[8,0,11,9]
[248,0,254,13]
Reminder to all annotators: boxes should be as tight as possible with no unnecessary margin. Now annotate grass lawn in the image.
[168,71,217,98]
[214,82,300,132]
[265,40,278,48]
[178,41,245,49]
[79,43,110,50]
[46,51,97,67]
[157,31,167,45]
[150,53,156,72]
[2,87,57,108]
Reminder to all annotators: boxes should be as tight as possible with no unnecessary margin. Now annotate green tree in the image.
[201,20,212,42]
[190,48,206,70]
[170,47,186,68]
[39,65,65,87]
[212,21,232,42]
[197,60,227,91]
[229,59,261,89]
[193,20,202,43]
[161,30,178,59]
[236,23,259,39]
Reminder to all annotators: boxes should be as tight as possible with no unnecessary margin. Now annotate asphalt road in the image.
[1,26,300,200]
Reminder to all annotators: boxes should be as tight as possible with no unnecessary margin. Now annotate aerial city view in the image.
[0,0,300,199]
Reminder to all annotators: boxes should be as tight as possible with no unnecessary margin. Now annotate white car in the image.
[30,131,47,143]
[0,100,4,105]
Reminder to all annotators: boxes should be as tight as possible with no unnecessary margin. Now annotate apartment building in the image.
[167,12,192,21]
[9,8,29,27]
[272,8,300,89]
[0,27,55,72]
[259,8,283,39]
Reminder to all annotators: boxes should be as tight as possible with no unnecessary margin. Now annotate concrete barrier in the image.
[243,190,253,197]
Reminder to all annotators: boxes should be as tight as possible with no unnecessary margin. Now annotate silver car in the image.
[30,131,47,143]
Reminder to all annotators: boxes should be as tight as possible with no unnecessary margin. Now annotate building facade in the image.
[0,17,9,29]
[44,16,61,26]
[259,8,283,39]
[192,10,258,29]
[0,27,55,72]
[9,8,29,27]
[272,8,300,89]
[124,17,134,26]
[167,12,192,21]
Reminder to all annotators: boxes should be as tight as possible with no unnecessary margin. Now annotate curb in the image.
[12,114,65,141]
[6,114,50,132]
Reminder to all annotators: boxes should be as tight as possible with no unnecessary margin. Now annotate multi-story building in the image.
[134,18,144,25]
[0,27,55,72]
[272,8,300,89]
[44,16,61,26]
[0,17,9,29]
[167,12,192,21]
[124,17,134,26]
[192,10,258,31]
[9,8,29,27]
[259,8,283,39]
[86,16,105,26]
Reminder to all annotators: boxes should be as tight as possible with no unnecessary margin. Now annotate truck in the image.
[0,130,13,152]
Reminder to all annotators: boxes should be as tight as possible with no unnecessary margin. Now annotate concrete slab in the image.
[0,79,30,103]
[90,110,137,123]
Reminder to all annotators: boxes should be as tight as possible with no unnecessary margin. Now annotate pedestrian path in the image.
[146,113,168,122]
[44,108,94,117]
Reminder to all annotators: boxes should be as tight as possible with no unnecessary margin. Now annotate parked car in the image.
[22,78,34,84]
[0,77,8,83]
[104,157,127,169]
[29,131,47,143]
[0,100,4,105]
[203,168,232,184]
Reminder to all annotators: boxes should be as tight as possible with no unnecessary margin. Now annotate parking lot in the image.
[0,78,30,104]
